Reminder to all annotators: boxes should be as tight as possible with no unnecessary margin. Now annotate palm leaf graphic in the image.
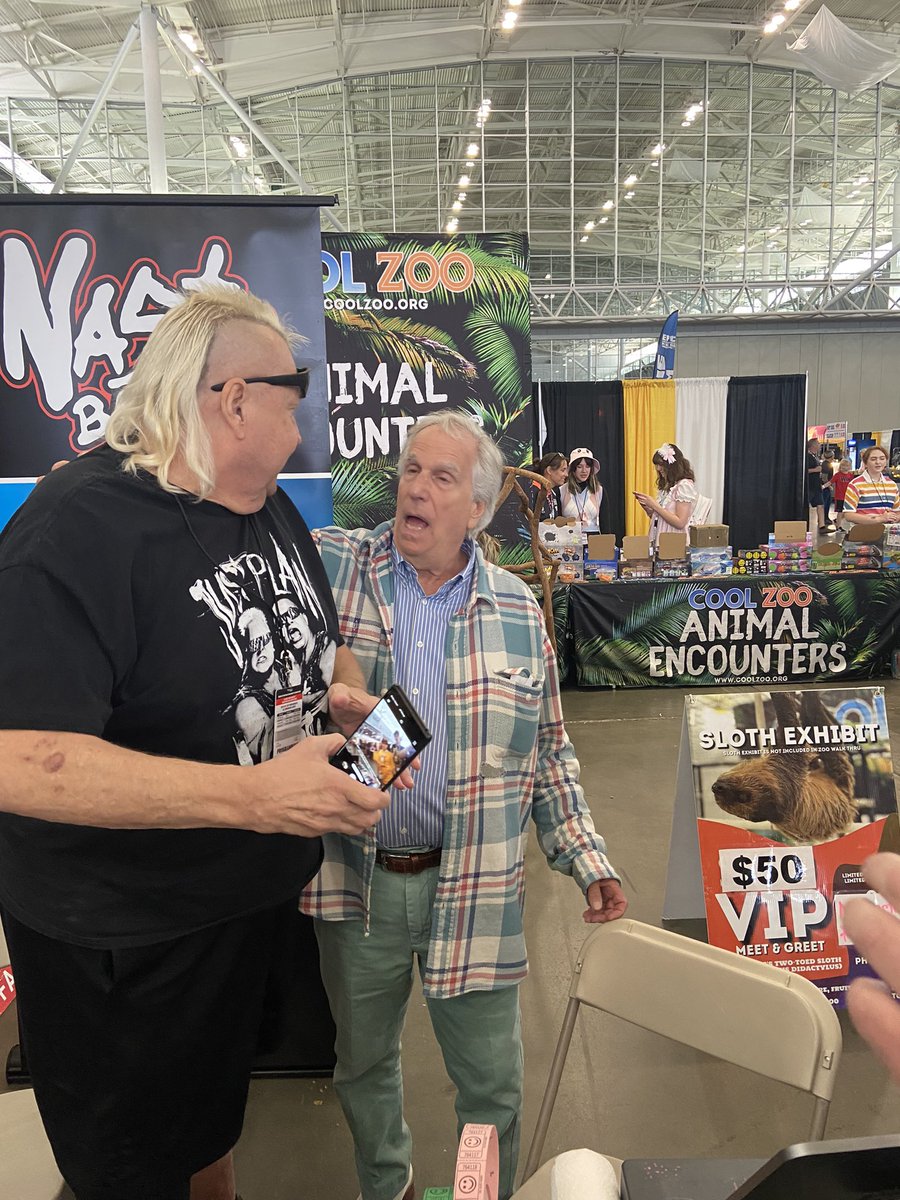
[325,310,475,385]
[330,457,396,528]
[464,295,530,409]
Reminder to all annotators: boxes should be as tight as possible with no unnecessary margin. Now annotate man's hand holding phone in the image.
[327,683,423,790]
[250,733,391,837]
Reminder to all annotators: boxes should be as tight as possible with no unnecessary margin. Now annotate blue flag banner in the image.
[653,310,678,379]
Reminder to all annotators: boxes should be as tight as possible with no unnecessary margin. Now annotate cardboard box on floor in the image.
[690,524,729,548]
[773,520,808,542]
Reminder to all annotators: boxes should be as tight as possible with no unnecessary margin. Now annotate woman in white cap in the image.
[560,448,603,530]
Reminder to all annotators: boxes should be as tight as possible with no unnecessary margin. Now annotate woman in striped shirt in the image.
[842,447,900,529]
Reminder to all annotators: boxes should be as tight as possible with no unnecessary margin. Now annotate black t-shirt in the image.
[0,446,341,948]
[806,452,823,500]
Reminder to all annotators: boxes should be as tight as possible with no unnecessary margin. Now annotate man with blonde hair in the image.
[0,286,389,1200]
[305,411,627,1200]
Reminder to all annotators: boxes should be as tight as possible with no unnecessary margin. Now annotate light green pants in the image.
[315,863,524,1200]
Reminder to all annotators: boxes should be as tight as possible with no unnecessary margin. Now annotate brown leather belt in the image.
[376,847,442,874]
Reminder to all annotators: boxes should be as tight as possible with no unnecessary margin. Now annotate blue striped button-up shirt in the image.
[379,539,475,849]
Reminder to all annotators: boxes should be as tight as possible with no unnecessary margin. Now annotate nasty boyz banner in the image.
[0,196,334,530]
[568,573,900,688]
[322,232,532,563]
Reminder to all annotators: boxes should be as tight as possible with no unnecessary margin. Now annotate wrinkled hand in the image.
[845,853,900,1082]
[326,683,418,790]
[251,732,390,836]
[583,878,628,924]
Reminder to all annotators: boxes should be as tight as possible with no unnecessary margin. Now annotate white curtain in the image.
[675,376,728,524]
[787,6,900,94]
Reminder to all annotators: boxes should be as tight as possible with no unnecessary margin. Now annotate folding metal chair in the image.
[520,919,842,1188]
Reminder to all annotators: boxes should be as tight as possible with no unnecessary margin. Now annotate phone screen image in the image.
[330,686,431,790]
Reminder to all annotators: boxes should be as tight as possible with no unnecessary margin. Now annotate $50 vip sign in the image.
[686,687,899,1007]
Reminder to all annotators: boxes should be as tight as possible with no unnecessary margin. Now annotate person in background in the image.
[527,450,568,519]
[304,412,627,1200]
[634,442,698,551]
[560,447,603,531]
[844,854,900,1084]
[820,457,834,529]
[831,457,855,520]
[806,436,827,535]
[841,446,900,528]
[0,286,391,1200]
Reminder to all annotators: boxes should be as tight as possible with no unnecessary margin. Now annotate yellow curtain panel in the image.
[623,379,676,536]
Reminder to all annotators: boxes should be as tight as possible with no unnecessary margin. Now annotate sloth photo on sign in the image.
[711,691,858,844]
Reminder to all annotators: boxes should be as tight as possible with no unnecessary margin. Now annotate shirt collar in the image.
[390,535,476,593]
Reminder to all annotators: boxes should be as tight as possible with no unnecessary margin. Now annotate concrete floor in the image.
[2,680,899,1198]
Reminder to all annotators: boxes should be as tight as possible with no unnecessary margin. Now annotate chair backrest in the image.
[691,493,713,525]
[522,919,841,1183]
[572,920,840,1103]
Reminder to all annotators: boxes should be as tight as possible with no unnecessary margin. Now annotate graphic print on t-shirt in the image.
[189,530,336,764]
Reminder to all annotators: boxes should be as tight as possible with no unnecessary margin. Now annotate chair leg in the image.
[809,1096,830,1141]
[521,997,581,1182]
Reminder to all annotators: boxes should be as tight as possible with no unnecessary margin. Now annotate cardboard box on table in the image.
[690,524,729,548]
[620,534,654,581]
[654,532,690,578]
[884,523,900,571]
[732,549,769,576]
[539,517,583,582]
[583,534,619,582]
[767,527,812,575]
[689,546,734,577]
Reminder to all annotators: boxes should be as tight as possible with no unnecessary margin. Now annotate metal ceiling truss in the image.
[1,1,900,321]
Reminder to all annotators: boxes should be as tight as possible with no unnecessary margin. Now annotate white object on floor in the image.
[511,1150,618,1199]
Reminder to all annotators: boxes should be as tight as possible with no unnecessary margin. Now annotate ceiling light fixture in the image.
[602,198,615,211]
[624,190,635,199]
[501,10,518,28]
[458,174,470,188]
[584,220,595,231]
[579,235,588,242]
[466,142,479,158]
[623,173,637,187]
[649,143,666,156]
[446,218,459,233]
[599,216,608,224]
[178,29,199,52]
[452,200,462,211]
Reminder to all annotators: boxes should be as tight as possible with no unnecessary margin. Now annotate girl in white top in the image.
[634,442,699,549]
[560,447,604,531]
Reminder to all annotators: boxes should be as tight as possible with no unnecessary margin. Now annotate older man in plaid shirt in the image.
[302,411,627,1200]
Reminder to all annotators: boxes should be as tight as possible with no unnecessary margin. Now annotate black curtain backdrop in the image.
[724,374,806,551]
[535,381,626,540]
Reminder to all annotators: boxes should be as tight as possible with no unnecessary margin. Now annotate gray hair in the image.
[105,285,299,498]
[397,411,504,536]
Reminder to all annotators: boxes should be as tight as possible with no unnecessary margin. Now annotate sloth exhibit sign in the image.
[648,582,848,682]
[683,687,899,1007]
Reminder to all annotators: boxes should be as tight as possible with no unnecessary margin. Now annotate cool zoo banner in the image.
[321,233,532,559]
[685,687,898,1007]
[567,573,900,687]
[0,195,334,530]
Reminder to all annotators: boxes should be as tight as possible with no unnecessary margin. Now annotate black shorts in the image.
[3,900,298,1200]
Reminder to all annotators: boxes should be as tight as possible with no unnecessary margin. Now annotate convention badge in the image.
[273,686,306,756]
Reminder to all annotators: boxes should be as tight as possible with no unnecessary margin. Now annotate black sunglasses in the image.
[210,367,309,396]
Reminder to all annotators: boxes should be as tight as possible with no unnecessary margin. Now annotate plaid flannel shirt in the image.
[300,522,618,998]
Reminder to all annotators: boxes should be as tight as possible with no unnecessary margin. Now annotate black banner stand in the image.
[662,707,708,940]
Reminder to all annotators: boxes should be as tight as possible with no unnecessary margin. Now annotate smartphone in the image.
[329,684,431,790]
